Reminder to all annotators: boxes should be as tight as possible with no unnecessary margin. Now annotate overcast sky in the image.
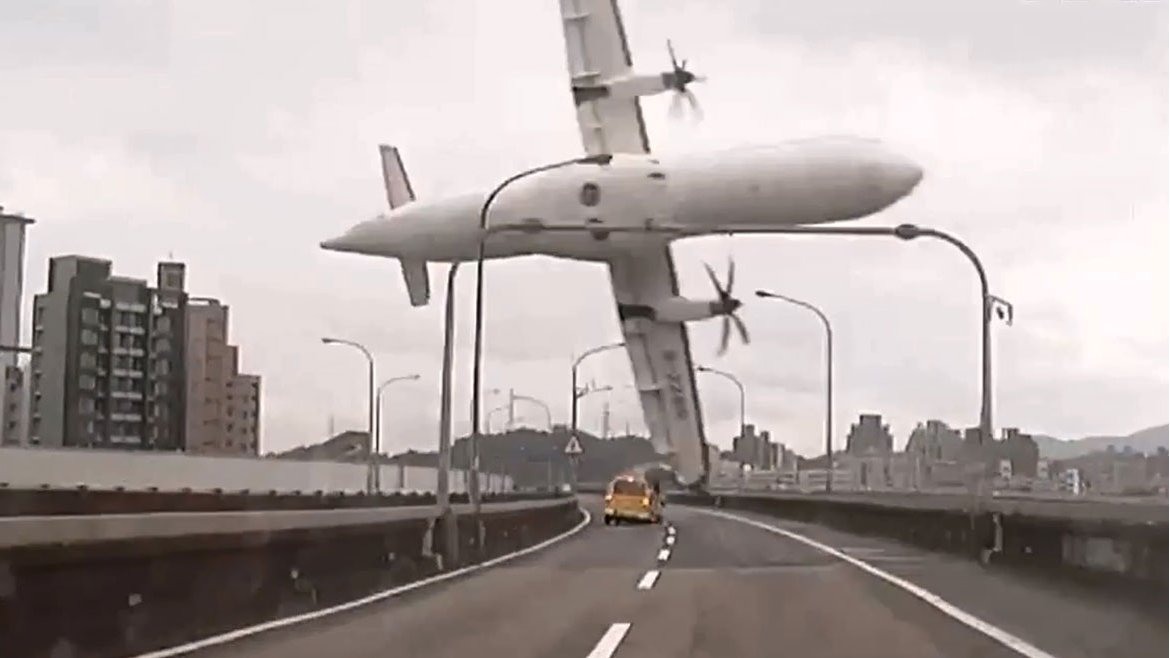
[1,0,1166,457]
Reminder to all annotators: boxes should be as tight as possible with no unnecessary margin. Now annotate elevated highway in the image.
[174,496,1163,658]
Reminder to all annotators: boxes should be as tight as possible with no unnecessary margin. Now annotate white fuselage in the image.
[321,136,923,264]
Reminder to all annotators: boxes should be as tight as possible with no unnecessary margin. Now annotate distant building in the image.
[0,208,33,443]
[184,299,261,455]
[28,257,188,450]
[905,420,963,461]
[732,423,775,470]
[2,363,29,446]
[845,413,893,455]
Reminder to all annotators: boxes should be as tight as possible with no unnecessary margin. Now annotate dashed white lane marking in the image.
[665,535,675,546]
[667,525,676,536]
[586,622,632,658]
[636,570,660,590]
[656,548,671,562]
[698,509,1060,658]
[134,510,594,658]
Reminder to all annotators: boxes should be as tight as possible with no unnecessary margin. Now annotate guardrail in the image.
[0,486,554,516]
[0,497,581,658]
[671,491,1167,606]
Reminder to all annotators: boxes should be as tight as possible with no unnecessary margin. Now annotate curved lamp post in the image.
[321,337,376,493]
[571,342,625,444]
[696,365,746,449]
[468,154,613,530]
[376,373,421,465]
[755,290,834,492]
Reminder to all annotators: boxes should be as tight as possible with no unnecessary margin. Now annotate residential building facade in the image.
[28,257,188,450]
[0,208,33,444]
[184,299,261,455]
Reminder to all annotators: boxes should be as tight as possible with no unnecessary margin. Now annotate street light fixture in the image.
[321,336,377,493]
[696,365,746,451]
[570,342,625,445]
[376,373,421,466]
[469,155,614,530]
[755,289,835,492]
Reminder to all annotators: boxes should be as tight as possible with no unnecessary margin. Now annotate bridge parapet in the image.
[0,497,580,657]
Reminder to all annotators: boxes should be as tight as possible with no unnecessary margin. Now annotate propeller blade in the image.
[731,312,751,345]
[719,316,731,355]
[702,262,724,297]
[726,257,736,294]
[667,39,678,68]
[669,92,685,119]
[683,89,703,121]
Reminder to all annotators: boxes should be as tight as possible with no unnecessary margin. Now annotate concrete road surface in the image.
[186,497,1166,658]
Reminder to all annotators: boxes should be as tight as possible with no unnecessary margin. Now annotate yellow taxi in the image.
[603,474,663,525]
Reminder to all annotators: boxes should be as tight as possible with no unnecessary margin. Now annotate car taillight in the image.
[641,496,650,506]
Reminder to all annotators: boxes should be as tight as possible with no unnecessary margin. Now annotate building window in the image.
[79,352,97,369]
[79,375,96,391]
[156,316,170,332]
[79,397,95,413]
[81,308,99,324]
[80,329,98,346]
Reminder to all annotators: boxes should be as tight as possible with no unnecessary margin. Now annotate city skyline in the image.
[0,0,1165,456]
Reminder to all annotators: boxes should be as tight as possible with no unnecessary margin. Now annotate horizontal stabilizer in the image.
[379,144,416,210]
[400,258,430,307]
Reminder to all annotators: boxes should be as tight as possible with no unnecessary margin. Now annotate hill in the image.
[388,428,665,489]
[1033,424,1169,460]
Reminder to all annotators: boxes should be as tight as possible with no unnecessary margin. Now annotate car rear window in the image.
[611,479,646,496]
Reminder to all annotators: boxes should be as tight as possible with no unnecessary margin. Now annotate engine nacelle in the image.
[617,296,718,324]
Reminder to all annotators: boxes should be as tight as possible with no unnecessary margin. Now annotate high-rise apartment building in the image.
[185,299,261,455]
[1,207,34,445]
[28,257,188,450]
[845,413,894,455]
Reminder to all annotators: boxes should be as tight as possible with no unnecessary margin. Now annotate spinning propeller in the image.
[665,39,705,121]
[703,259,750,355]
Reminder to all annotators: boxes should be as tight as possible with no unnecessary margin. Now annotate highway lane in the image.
[185,497,1164,658]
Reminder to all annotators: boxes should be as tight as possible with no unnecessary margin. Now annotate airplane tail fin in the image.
[379,144,416,210]
[378,144,429,307]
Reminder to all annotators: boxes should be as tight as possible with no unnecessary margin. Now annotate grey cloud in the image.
[724,0,1167,75]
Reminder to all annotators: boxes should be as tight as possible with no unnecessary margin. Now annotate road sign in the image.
[564,434,583,456]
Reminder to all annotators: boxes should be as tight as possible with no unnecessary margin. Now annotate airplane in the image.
[320,0,924,488]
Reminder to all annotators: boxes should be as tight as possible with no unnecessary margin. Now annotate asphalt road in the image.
[187,497,1166,658]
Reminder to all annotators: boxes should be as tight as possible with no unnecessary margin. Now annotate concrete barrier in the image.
[0,498,581,658]
[0,446,514,495]
[672,491,1167,605]
[0,487,559,517]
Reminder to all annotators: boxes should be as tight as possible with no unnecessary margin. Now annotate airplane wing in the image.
[607,245,709,485]
[559,0,652,156]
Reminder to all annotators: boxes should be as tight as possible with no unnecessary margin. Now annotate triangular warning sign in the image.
[564,434,583,455]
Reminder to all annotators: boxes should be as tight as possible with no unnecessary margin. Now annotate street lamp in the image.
[570,342,625,444]
[321,337,376,493]
[376,373,421,466]
[511,393,553,430]
[696,365,746,451]
[755,290,835,492]
[469,155,614,525]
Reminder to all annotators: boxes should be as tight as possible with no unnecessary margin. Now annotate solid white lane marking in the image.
[665,535,675,546]
[698,509,1060,658]
[586,623,632,658]
[657,548,671,561]
[134,509,594,658]
[636,569,660,590]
